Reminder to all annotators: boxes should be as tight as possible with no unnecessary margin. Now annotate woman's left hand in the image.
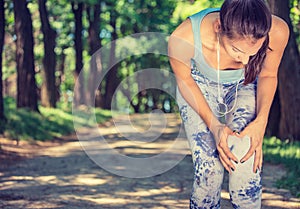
[235,118,267,173]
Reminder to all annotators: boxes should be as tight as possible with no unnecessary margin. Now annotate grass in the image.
[1,97,299,197]
[2,97,112,141]
[263,136,300,197]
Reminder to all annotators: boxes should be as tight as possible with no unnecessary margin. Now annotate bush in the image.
[263,137,300,197]
[3,97,112,141]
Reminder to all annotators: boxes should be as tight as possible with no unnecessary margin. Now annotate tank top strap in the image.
[188,8,220,57]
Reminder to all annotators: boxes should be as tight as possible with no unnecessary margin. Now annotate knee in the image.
[227,135,260,174]
[228,135,262,207]
[227,135,252,160]
[227,135,261,190]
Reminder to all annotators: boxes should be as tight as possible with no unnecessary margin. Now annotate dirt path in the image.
[0,113,299,209]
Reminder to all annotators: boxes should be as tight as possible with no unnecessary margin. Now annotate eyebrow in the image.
[232,45,245,54]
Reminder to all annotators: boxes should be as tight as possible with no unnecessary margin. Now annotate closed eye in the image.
[232,45,245,53]
[232,47,239,52]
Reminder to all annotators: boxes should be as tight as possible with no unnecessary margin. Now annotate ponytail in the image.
[220,0,272,84]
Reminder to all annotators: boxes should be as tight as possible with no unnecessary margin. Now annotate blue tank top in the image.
[189,8,244,83]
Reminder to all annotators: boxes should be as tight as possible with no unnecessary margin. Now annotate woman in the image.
[168,0,289,208]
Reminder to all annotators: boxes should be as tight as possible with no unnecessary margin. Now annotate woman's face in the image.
[220,35,266,65]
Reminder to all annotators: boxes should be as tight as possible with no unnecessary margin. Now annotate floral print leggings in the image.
[177,63,262,209]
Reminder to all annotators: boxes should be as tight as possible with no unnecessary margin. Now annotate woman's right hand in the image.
[211,122,238,173]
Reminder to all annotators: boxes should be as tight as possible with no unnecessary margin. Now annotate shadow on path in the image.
[0,113,299,209]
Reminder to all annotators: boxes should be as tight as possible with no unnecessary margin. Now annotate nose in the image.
[238,55,249,65]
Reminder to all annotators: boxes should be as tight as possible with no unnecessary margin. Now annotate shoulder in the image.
[169,9,218,47]
[168,18,194,59]
[169,18,194,48]
[168,19,194,76]
[269,15,290,51]
[260,15,290,75]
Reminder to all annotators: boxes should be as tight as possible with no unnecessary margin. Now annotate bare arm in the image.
[168,20,217,129]
[256,20,290,126]
[239,16,290,171]
[168,19,238,172]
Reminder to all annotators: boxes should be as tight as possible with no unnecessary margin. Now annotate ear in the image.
[213,18,221,33]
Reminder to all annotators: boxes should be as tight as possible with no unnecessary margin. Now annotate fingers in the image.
[217,142,238,171]
[219,154,231,174]
[218,147,234,173]
[214,125,241,173]
[259,151,263,170]
[240,139,259,163]
[218,127,238,163]
[235,129,246,138]
[221,143,239,163]
[253,149,261,173]
[255,149,263,173]
[240,146,255,163]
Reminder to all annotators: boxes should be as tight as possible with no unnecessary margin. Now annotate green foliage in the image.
[3,97,112,141]
[171,0,223,25]
[3,1,16,81]
[290,0,300,47]
[263,137,300,197]
[290,0,300,26]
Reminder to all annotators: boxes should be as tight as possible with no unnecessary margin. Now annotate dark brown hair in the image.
[220,0,272,84]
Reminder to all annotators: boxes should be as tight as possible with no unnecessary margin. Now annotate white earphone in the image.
[215,34,243,117]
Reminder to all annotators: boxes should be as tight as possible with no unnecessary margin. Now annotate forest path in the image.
[0,113,299,209]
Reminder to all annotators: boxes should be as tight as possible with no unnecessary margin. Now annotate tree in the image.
[38,0,57,108]
[114,0,178,113]
[104,6,118,110]
[44,0,74,104]
[12,0,38,112]
[72,2,85,106]
[0,0,5,132]
[86,2,103,107]
[267,0,300,141]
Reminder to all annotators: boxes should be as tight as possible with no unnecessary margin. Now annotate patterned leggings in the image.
[177,69,261,209]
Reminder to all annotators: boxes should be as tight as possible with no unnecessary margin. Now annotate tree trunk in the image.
[38,0,57,108]
[86,4,103,108]
[265,90,280,137]
[268,0,300,141]
[87,4,101,55]
[104,10,118,110]
[72,2,85,107]
[0,0,5,132]
[56,46,67,103]
[13,0,39,112]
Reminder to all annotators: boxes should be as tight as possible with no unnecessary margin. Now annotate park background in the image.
[0,0,299,208]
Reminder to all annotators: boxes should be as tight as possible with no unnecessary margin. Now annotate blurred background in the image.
[0,0,299,197]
